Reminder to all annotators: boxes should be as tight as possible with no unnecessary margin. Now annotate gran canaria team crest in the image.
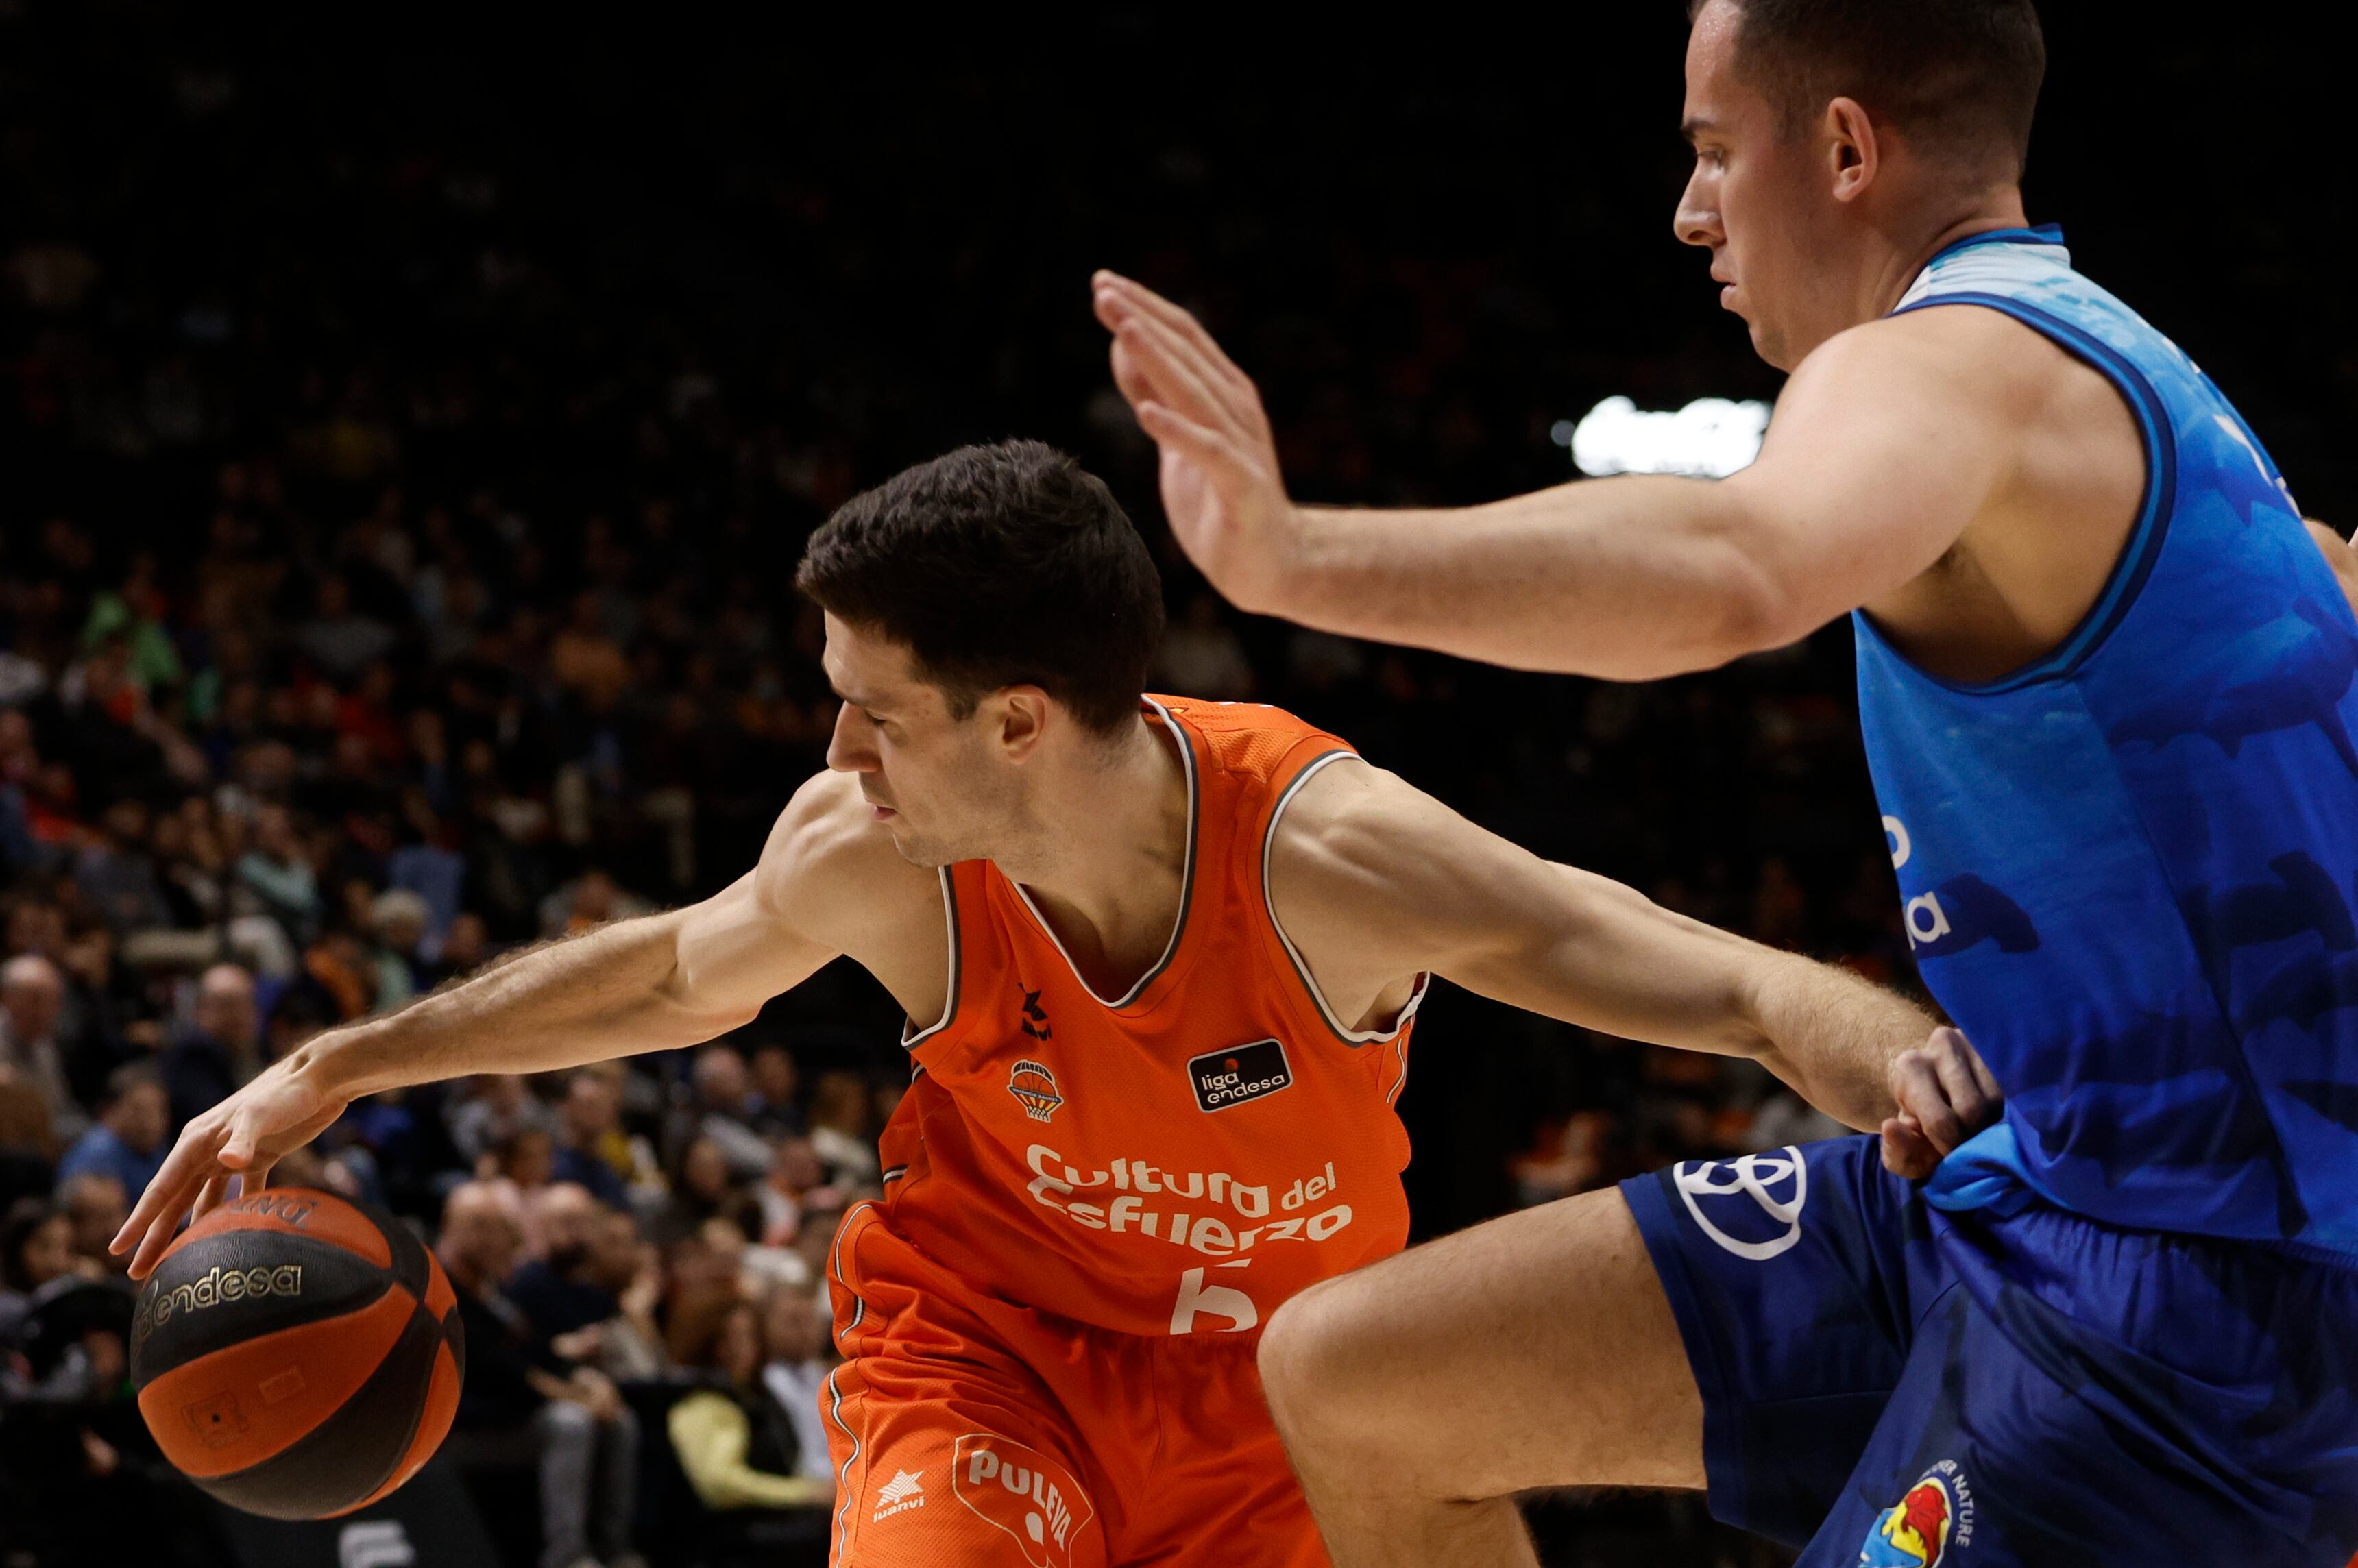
[1008,1059,1065,1123]
[1858,1462,1974,1566]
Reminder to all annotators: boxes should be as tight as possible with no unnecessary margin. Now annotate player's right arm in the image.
[114,771,943,1277]
[1268,757,1998,1175]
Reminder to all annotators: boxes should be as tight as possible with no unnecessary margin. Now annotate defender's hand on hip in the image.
[1880,1025,2002,1179]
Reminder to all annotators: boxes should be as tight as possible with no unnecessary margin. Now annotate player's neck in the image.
[995,715,1191,999]
[1862,187,2031,325]
[1784,186,2032,367]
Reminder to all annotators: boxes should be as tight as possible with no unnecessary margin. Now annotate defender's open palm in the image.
[1093,271,1297,611]
[112,1052,349,1279]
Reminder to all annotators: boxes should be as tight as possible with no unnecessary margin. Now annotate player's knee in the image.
[1258,1273,1405,1456]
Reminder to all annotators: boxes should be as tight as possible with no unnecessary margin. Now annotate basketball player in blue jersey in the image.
[1097,2,2358,1565]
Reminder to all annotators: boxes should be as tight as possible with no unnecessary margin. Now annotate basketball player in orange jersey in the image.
[115,440,1992,1567]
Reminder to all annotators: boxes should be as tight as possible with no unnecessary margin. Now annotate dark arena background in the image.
[1,5,2348,1567]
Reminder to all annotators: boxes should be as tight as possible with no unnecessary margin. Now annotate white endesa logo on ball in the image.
[1672,1147,1808,1261]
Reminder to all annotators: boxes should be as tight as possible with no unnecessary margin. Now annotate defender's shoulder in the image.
[1816,304,2035,376]
[1791,306,2097,430]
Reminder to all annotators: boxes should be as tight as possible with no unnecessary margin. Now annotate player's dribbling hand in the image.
[1091,271,1299,614]
[110,1047,352,1280]
[1880,1025,2002,1179]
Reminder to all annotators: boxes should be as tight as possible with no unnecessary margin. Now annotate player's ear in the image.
[1824,95,1880,203]
[992,685,1052,762]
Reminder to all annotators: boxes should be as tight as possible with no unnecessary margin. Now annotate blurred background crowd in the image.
[1,4,2346,1567]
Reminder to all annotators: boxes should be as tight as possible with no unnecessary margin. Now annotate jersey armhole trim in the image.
[1875,290,2178,695]
[1261,748,1431,1047]
[900,867,961,1050]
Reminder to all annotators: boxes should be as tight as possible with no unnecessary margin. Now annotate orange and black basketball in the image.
[127,1187,465,1519]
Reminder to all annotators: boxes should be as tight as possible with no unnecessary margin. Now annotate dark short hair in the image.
[795,441,1165,735]
[1697,0,2045,177]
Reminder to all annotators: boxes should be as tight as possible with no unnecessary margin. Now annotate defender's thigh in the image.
[1806,1212,2358,1568]
[1259,1181,1704,1495]
[823,1353,1108,1568]
[1625,1136,1940,1546]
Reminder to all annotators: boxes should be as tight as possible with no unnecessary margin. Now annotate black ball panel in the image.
[130,1232,392,1386]
[196,1299,443,1520]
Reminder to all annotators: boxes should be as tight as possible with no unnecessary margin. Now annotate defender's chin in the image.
[1745,319,1790,371]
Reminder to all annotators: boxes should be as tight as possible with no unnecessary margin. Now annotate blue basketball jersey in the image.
[1854,225,2358,1260]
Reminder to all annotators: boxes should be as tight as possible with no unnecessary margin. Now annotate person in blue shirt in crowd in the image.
[54,1066,169,1201]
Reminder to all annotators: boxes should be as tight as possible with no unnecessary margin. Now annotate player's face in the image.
[1674,0,1838,370]
[822,615,1025,868]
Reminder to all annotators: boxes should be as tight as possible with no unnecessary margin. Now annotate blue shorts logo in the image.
[1860,1462,1974,1566]
[1671,1147,1807,1261]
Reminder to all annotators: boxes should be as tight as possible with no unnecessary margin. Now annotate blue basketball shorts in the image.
[1621,1135,2358,1567]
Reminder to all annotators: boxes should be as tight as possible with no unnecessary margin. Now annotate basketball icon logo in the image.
[1007,1059,1065,1123]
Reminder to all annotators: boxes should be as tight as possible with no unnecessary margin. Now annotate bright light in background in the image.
[1550,395,1772,479]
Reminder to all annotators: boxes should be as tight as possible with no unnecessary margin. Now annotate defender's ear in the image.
[1825,95,1882,204]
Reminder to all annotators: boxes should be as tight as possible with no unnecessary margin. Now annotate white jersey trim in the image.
[900,868,961,1049]
[826,1368,860,1561]
[1005,696,1200,1010]
[1262,748,1430,1046]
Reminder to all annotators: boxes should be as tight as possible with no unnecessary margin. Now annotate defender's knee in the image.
[1258,1273,1413,1462]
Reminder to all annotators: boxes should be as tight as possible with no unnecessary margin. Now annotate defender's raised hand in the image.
[1091,271,1299,613]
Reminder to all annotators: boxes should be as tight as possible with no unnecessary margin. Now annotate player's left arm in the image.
[1267,757,1995,1170]
[1096,273,2017,678]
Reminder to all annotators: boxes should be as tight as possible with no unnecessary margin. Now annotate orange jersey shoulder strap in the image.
[1145,696,1426,1048]
[1145,695,1354,798]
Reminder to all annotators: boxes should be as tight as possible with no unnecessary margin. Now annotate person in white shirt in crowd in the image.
[0,955,82,1144]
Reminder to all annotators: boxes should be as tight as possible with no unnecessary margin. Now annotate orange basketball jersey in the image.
[866,696,1424,1341]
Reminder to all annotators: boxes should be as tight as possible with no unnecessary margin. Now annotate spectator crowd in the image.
[0,13,1908,1568]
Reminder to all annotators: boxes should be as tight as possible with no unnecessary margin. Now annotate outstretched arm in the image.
[114,772,940,1275]
[1267,758,1995,1166]
[1094,273,2011,679]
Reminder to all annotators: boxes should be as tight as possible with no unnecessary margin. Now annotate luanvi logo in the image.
[1187,1039,1293,1112]
[873,1468,927,1522]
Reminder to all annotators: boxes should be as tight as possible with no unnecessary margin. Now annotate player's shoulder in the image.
[1263,754,1430,901]
[1155,695,1347,780]
[753,770,936,919]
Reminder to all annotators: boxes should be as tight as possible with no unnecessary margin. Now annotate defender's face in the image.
[822,615,1014,868]
[1674,0,1829,370]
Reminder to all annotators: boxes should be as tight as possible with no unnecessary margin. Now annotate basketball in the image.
[126,1187,465,1520]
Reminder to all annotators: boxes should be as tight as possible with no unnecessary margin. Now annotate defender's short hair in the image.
[1697,0,2045,177]
[795,441,1165,734]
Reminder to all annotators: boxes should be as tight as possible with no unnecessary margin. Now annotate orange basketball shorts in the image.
[820,1203,1331,1568]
